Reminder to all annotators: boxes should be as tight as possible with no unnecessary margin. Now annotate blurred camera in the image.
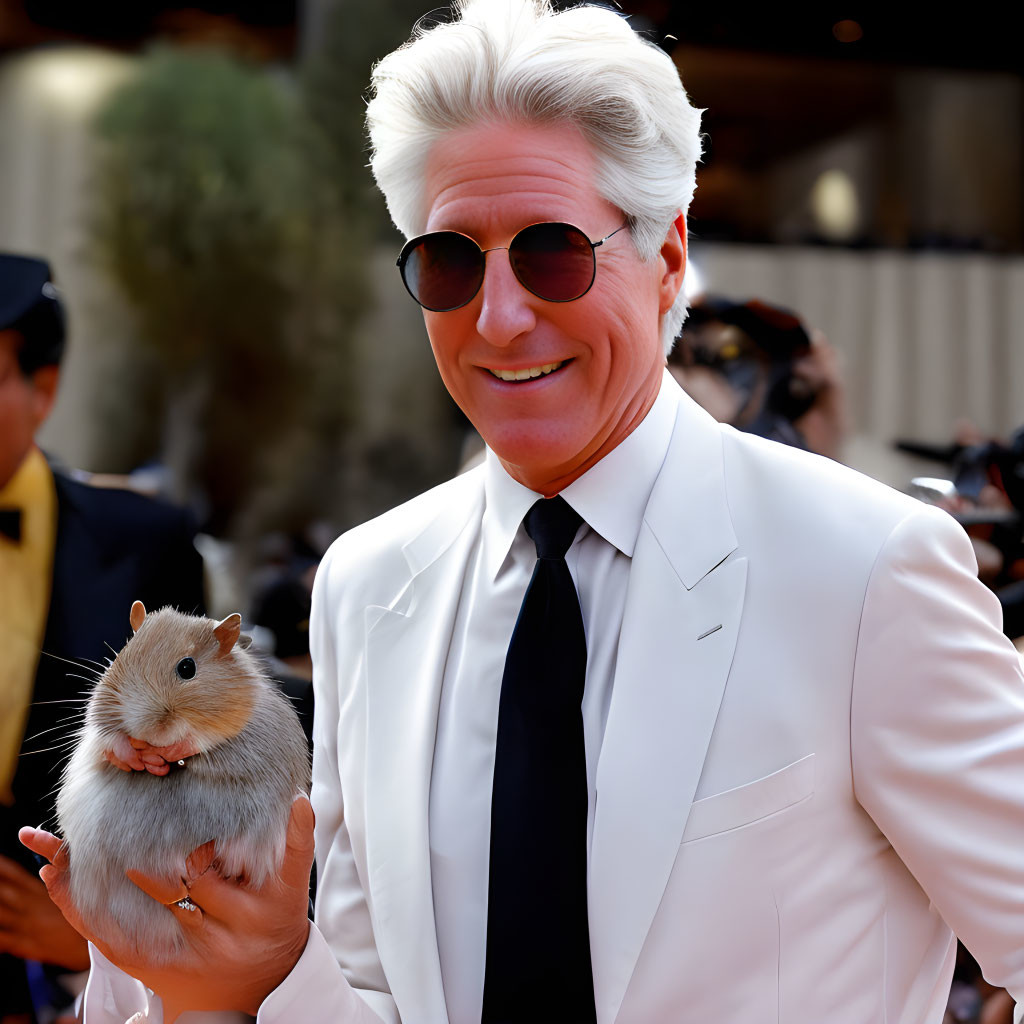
[669,296,819,448]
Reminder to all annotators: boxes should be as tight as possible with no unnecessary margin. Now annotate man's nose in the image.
[475,251,537,347]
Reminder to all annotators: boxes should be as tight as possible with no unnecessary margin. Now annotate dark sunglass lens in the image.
[402,233,483,311]
[509,222,595,302]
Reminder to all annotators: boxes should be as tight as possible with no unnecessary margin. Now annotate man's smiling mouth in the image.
[487,360,568,382]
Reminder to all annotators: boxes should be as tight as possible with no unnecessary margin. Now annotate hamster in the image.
[56,601,311,964]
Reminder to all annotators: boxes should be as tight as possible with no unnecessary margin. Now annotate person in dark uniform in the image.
[0,254,205,1023]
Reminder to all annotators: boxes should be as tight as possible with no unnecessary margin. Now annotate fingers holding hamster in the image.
[175,798,314,930]
[18,827,84,938]
[126,868,206,934]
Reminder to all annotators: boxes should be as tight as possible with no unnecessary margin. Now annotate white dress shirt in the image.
[429,380,680,1024]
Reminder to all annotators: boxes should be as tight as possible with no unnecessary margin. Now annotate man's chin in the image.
[485,435,594,494]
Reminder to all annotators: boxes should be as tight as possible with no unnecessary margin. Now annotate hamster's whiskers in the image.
[20,738,80,761]
[39,651,104,676]
[21,703,87,740]
[64,672,102,686]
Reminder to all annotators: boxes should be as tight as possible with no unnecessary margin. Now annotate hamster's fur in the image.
[56,603,311,963]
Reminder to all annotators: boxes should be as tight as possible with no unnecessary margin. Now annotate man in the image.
[23,2,1024,1022]
[0,254,205,1022]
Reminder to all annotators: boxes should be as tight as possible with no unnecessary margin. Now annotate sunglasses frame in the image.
[396,220,629,312]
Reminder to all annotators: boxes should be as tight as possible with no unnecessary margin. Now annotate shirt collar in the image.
[482,370,681,579]
[0,445,50,510]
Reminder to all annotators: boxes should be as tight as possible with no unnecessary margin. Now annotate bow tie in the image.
[0,507,22,543]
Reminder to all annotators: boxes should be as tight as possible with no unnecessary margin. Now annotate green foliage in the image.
[96,50,303,358]
[90,46,366,537]
[90,3,448,543]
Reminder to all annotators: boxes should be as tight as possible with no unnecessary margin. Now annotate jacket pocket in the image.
[681,753,815,844]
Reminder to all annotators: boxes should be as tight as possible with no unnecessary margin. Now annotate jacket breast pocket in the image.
[681,753,816,844]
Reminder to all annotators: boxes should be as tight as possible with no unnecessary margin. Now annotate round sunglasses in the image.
[396,220,628,312]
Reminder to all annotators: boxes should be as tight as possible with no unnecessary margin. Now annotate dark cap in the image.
[0,253,66,373]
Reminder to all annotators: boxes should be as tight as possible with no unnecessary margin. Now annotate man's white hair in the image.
[366,0,703,353]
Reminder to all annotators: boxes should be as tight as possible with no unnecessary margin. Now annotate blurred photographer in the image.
[903,424,1024,644]
[667,295,848,460]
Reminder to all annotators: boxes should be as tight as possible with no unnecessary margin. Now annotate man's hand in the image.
[19,795,314,1024]
[0,854,90,970]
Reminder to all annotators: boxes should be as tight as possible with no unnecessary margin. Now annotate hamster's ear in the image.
[237,632,253,651]
[130,601,147,633]
[213,613,242,658]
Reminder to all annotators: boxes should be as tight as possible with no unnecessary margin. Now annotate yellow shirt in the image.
[0,446,57,804]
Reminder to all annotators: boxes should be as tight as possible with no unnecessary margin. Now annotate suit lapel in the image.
[590,398,748,1023]
[362,475,484,1024]
[45,473,134,659]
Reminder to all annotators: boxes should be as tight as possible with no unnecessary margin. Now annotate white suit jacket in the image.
[295,383,1024,1024]
[83,382,1024,1024]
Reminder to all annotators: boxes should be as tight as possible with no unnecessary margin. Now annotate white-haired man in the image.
[24,2,1024,1022]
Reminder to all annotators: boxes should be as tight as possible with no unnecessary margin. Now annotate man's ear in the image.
[658,211,687,316]
[29,365,59,430]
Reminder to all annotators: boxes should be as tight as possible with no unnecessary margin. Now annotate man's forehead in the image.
[422,120,612,233]
[427,180,589,231]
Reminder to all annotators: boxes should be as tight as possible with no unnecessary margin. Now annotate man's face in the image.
[0,330,56,488]
[420,121,684,494]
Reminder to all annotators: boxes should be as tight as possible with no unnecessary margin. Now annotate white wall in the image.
[0,46,134,468]
[692,241,1024,483]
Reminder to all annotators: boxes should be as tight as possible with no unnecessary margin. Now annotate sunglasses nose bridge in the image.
[477,243,525,296]
[481,241,547,302]
[479,244,525,297]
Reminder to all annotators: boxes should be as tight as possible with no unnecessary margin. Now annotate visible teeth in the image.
[491,361,563,382]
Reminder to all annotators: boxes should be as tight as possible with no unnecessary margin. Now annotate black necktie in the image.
[482,495,596,1024]
[0,508,21,543]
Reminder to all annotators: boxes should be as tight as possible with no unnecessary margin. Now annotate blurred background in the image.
[2,6,1022,1022]
[1,0,1022,603]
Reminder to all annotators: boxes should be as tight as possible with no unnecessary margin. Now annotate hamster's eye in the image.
[176,657,197,680]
